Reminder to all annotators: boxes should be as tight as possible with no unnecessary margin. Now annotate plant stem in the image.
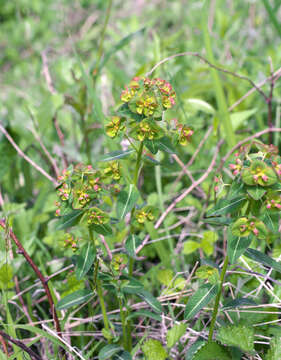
[118,296,128,350]
[88,229,111,339]
[133,141,144,187]
[208,255,229,341]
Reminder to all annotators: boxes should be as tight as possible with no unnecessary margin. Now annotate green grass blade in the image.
[202,0,236,148]
[262,0,281,39]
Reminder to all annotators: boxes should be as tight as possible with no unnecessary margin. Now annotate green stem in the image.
[208,255,229,341]
[118,296,128,350]
[88,229,111,339]
[133,141,144,187]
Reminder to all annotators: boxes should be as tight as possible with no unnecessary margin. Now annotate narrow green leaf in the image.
[75,242,96,280]
[98,344,122,360]
[144,139,159,154]
[217,324,254,353]
[206,196,246,217]
[116,184,139,220]
[230,109,257,131]
[262,211,280,233]
[98,149,135,162]
[113,351,132,360]
[126,310,161,322]
[186,98,215,114]
[97,28,145,73]
[227,228,252,264]
[222,297,257,309]
[90,223,113,236]
[203,217,232,226]
[184,283,218,320]
[244,248,281,274]
[136,290,162,314]
[125,234,142,258]
[56,210,84,230]
[122,278,144,294]
[157,136,176,154]
[166,323,187,348]
[57,289,93,310]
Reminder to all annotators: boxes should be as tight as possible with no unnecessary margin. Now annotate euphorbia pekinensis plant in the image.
[55,77,195,357]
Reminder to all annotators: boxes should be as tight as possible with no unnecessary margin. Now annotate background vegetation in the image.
[0,0,280,359]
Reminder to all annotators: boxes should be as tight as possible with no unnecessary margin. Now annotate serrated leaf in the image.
[192,341,232,360]
[142,339,167,360]
[206,196,246,217]
[227,228,252,264]
[98,149,135,162]
[126,310,161,322]
[56,210,84,230]
[90,223,113,236]
[98,344,122,360]
[265,337,281,360]
[136,290,162,314]
[246,186,266,200]
[217,324,254,353]
[56,289,93,310]
[116,184,139,220]
[184,283,218,320]
[125,234,142,258]
[244,248,281,274]
[222,297,257,309]
[167,323,187,348]
[75,242,96,280]
[185,340,206,360]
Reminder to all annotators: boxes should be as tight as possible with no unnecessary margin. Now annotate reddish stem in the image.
[0,219,62,337]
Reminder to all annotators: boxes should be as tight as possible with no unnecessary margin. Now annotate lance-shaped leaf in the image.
[75,242,96,280]
[157,136,176,154]
[262,210,279,234]
[222,297,257,309]
[121,277,144,294]
[144,139,159,154]
[98,149,135,162]
[56,210,84,230]
[136,290,162,314]
[125,234,142,258]
[98,344,122,360]
[206,196,246,217]
[116,184,139,220]
[57,289,93,310]
[227,228,252,264]
[184,283,218,320]
[113,350,132,360]
[126,310,161,322]
[90,223,113,236]
[166,323,187,348]
[185,339,206,360]
[244,248,281,274]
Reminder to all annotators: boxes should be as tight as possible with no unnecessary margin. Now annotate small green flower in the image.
[103,161,122,181]
[105,116,126,138]
[130,119,165,142]
[135,206,158,224]
[242,160,277,187]
[87,207,109,225]
[231,217,268,239]
[177,125,194,146]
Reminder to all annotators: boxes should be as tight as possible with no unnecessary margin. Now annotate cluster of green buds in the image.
[135,206,158,224]
[265,192,281,210]
[55,162,122,225]
[120,77,176,116]
[231,217,268,239]
[241,159,278,186]
[63,233,78,252]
